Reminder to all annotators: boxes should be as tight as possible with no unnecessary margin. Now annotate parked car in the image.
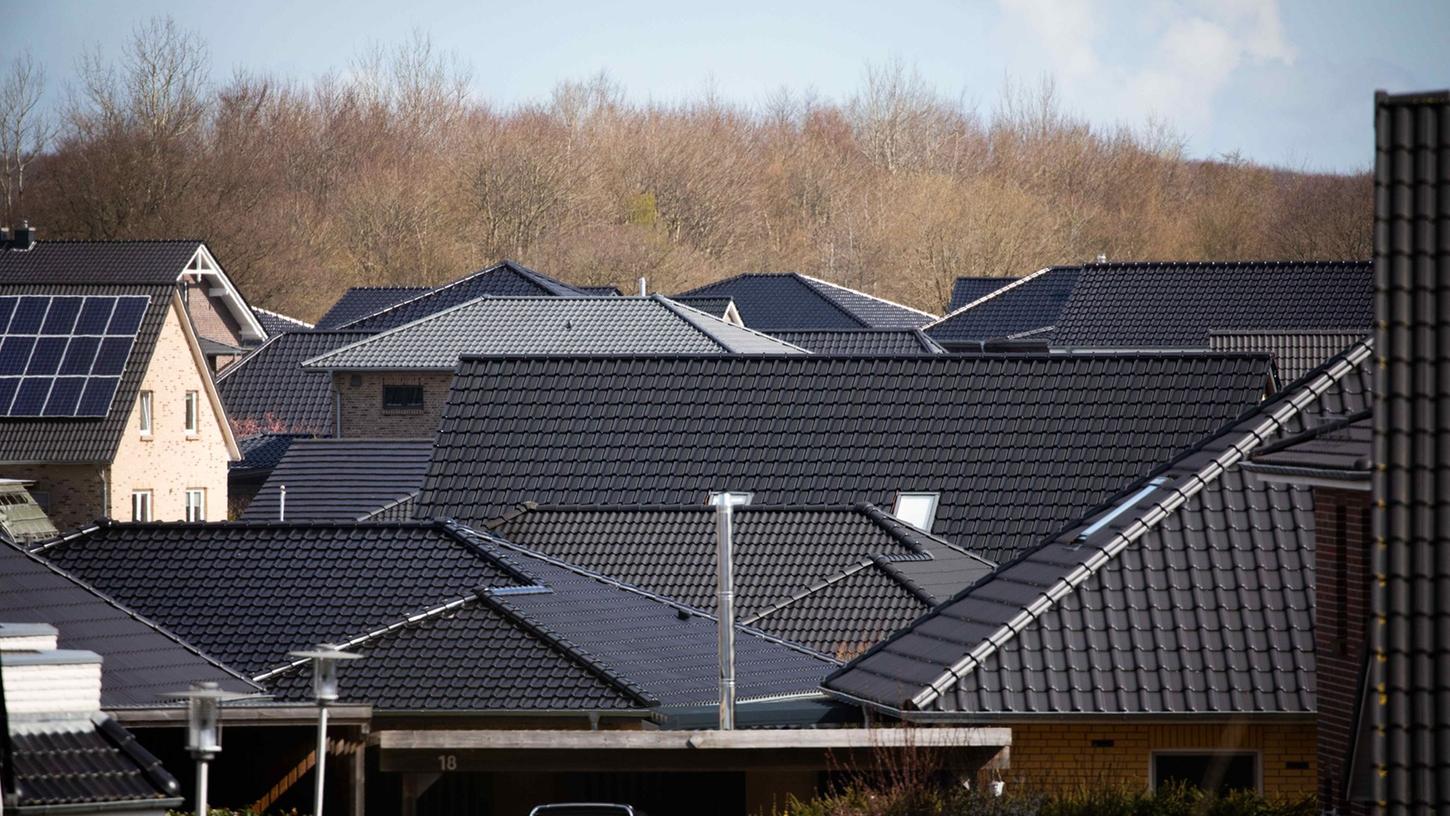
[529,805,648,816]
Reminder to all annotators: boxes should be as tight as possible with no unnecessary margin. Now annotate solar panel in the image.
[0,294,150,418]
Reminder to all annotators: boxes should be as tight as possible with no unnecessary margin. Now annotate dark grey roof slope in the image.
[1245,410,1371,486]
[670,295,734,320]
[1371,88,1450,812]
[242,438,434,521]
[421,353,1272,562]
[303,296,802,370]
[0,284,172,464]
[10,716,181,809]
[488,504,993,655]
[231,432,316,476]
[0,240,199,285]
[675,274,934,331]
[948,277,1016,312]
[578,285,623,296]
[1051,260,1372,349]
[771,330,943,355]
[215,331,371,436]
[823,340,1373,718]
[924,267,1079,345]
[251,306,313,335]
[0,539,256,707]
[1210,330,1367,382]
[337,262,593,332]
[314,286,429,329]
[34,521,529,677]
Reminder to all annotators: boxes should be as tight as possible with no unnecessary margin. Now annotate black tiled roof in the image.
[578,285,624,296]
[0,538,256,707]
[487,504,993,655]
[231,432,316,476]
[1246,410,1371,485]
[670,296,734,320]
[947,277,1016,312]
[242,438,434,521]
[337,262,592,332]
[215,331,371,436]
[1371,88,1450,812]
[1051,260,1372,349]
[0,283,172,464]
[770,330,943,355]
[924,267,1079,345]
[34,521,528,677]
[1209,330,1368,382]
[314,286,428,329]
[0,240,199,285]
[675,274,934,330]
[420,353,1272,562]
[823,340,1373,717]
[10,716,181,807]
[251,306,313,335]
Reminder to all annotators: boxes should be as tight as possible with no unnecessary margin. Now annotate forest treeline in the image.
[1,19,1371,319]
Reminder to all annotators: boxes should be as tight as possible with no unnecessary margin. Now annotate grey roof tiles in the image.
[770,330,943,355]
[242,438,434,521]
[10,717,181,808]
[1209,330,1368,382]
[419,353,1272,563]
[215,331,372,435]
[675,273,934,331]
[251,306,313,335]
[924,267,1080,345]
[947,277,1016,312]
[335,262,594,332]
[0,240,200,286]
[314,286,428,329]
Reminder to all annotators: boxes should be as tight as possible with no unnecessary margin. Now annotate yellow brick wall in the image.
[1001,721,1316,800]
[107,299,231,521]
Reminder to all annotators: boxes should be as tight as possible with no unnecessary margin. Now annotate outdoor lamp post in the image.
[289,644,362,816]
[161,682,264,816]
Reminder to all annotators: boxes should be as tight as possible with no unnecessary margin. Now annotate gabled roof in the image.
[242,438,434,521]
[1051,260,1372,349]
[0,283,172,464]
[335,262,594,332]
[487,504,994,656]
[823,340,1373,718]
[0,239,266,342]
[302,296,802,371]
[947,277,1016,312]
[420,353,1273,562]
[33,520,529,677]
[251,306,314,334]
[215,331,372,436]
[1209,330,1367,382]
[924,267,1079,345]
[675,273,935,331]
[770,330,943,355]
[314,286,430,329]
[0,538,256,707]
[10,716,181,808]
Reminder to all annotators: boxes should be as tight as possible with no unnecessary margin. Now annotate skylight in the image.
[708,491,753,507]
[893,492,939,532]
[1076,477,1168,542]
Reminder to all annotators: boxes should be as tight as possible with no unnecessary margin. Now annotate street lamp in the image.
[160,682,265,816]
[289,644,362,816]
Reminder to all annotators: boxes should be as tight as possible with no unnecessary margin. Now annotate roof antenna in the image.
[638,276,647,297]
[279,485,286,522]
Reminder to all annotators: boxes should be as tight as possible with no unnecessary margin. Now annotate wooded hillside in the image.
[2,20,1371,319]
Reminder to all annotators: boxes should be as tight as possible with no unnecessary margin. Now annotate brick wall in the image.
[333,371,454,438]
[0,463,104,532]
[107,299,232,522]
[1003,721,1316,799]
[1314,486,1372,816]
[181,273,246,349]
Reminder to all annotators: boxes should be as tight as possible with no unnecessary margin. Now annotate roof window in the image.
[893,492,939,532]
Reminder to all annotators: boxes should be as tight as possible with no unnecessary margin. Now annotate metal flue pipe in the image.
[716,497,736,730]
[279,485,286,521]
[638,276,647,296]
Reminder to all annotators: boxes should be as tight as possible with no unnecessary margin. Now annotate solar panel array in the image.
[0,295,149,418]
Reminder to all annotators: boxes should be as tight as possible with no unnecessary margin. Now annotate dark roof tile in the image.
[676,274,933,330]
[314,286,429,329]
[242,438,434,521]
[215,331,371,435]
[925,267,1079,345]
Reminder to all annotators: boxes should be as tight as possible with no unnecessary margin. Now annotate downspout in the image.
[100,469,110,521]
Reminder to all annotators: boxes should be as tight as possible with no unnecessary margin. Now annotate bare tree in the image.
[0,51,54,223]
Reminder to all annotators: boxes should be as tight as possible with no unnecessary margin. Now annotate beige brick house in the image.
[0,238,241,530]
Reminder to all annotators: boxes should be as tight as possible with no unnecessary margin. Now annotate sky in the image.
[6,0,1447,172]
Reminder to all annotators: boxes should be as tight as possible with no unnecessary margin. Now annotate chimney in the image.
[0,624,104,717]
[10,221,34,251]
[713,495,737,730]
[638,277,647,297]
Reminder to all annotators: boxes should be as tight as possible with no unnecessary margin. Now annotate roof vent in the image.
[638,277,647,297]
[10,221,35,251]
[1095,252,1107,263]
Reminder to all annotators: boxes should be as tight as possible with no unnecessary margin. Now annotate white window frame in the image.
[893,492,940,532]
[131,490,153,522]
[138,391,153,437]
[185,488,205,522]
[1149,749,1262,795]
[184,390,199,435]
[708,491,753,507]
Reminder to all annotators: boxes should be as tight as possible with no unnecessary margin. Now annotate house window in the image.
[382,385,425,410]
[131,490,153,522]
[138,391,153,436]
[184,390,199,434]
[708,491,753,507]
[1152,752,1259,795]
[185,489,206,522]
[893,492,940,532]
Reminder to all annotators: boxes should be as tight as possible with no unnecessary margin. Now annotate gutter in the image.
[14,798,185,815]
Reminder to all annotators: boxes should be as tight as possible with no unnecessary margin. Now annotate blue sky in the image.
[7,0,1447,172]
